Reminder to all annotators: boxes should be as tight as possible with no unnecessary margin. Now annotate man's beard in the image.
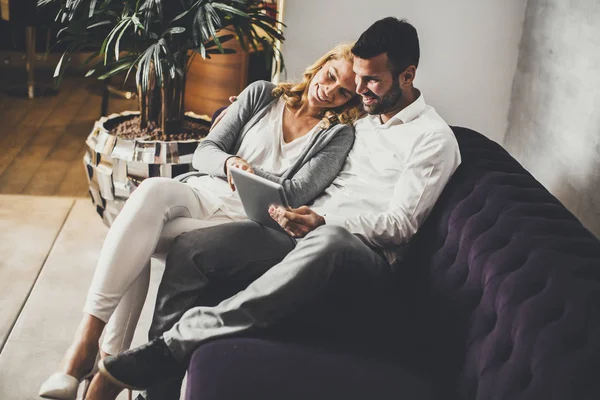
[362,81,403,115]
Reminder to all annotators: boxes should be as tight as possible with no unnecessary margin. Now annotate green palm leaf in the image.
[39,0,286,132]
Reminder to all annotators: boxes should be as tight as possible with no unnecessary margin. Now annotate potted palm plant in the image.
[38,0,284,225]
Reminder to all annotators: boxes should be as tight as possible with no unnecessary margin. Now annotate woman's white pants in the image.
[82,177,236,355]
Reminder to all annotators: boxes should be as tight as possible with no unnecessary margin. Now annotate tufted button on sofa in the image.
[185,127,600,400]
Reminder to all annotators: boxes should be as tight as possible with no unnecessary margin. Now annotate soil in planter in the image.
[104,115,211,141]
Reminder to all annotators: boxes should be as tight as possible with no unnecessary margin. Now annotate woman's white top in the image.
[186,98,319,220]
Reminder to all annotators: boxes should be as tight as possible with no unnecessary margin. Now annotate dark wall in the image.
[0,0,58,51]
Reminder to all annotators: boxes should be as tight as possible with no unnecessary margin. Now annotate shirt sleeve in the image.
[324,130,461,248]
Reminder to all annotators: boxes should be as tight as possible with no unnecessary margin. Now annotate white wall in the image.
[504,0,600,237]
[280,0,527,144]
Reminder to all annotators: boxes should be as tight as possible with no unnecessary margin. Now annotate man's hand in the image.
[269,205,325,237]
[209,96,238,131]
[226,156,254,191]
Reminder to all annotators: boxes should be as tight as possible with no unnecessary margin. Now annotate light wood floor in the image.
[0,68,137,197]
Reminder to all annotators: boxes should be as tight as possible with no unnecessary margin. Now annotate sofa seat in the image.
[186,337,438,400]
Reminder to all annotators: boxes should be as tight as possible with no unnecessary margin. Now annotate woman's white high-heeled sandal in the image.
[38,370,94,400]
[81,377,92,400]
[39,373,80,399]
[39,349,100,400]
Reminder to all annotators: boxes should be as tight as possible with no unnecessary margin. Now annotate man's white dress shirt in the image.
[311,93,461,263]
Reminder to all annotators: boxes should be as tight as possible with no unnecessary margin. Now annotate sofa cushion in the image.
[186,337,440,400]
[403,127,600,399]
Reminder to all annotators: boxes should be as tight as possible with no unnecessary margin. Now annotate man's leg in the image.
[149,219,297,339]
[99,225,392,390]
[145,220,296,400]
[165,225,392,360]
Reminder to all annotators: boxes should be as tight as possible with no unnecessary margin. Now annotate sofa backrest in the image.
[403,127,600,399]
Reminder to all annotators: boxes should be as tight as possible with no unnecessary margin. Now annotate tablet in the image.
[230,167,290,233]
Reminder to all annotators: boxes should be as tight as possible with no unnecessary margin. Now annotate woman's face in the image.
[307,58,357,110]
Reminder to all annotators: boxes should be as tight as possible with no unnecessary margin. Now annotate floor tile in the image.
[0,195,74,349]
[0,199,176,399]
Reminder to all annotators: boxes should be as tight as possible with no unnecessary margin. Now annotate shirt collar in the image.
[368,91,426,126]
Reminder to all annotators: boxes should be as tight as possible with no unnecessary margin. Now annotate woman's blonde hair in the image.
[272,43,364,128]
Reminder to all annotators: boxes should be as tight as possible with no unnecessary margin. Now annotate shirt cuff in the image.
[323,214,347,227]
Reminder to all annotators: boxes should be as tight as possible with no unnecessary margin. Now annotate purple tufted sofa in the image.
[185,127,600,400]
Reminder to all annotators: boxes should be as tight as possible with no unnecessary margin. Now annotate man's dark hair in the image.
[352,17,420,75]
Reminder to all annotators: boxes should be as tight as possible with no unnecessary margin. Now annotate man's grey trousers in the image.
[148,220,394,362]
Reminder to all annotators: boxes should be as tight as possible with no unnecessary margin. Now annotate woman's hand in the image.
[268,205,326,237]
[226,156,255,191]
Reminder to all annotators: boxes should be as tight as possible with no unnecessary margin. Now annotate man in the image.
[94,17,461,399]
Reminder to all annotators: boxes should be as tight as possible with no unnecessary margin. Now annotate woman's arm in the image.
[192,81,273,177]
[253,125,355,208]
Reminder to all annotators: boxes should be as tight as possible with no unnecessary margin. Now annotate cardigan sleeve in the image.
[253,124,355,208]
[192,81,274,177]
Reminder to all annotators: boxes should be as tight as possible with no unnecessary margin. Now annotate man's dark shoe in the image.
[98,338,185,390]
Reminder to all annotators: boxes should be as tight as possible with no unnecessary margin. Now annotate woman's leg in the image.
[100,263,150,357]
[100,215,234,356]
[84,178,215,322]
[61,177,215,378]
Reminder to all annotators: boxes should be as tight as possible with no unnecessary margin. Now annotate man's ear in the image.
[401,65,417,86]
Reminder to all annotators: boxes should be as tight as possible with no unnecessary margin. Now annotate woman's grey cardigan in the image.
[192,80,355,208]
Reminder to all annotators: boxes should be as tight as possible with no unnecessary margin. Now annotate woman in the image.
[40,43,362,399]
